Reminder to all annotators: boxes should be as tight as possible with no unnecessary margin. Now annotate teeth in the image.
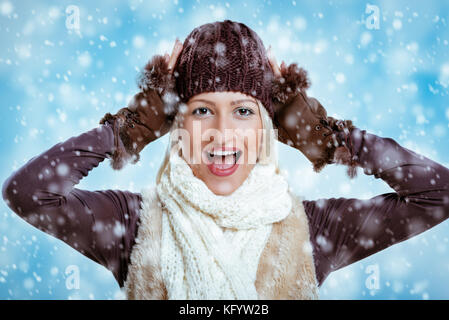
[209,150,237,157]
[207,150,242,165]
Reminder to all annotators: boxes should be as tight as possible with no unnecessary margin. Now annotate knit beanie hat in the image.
[137,19,311,121]
[173,19,275,118]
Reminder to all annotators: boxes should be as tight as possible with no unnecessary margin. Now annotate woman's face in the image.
[177,91,263,196]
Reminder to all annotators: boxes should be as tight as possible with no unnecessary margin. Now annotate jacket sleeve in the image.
[302,127,449,286]
[1,122,142,288]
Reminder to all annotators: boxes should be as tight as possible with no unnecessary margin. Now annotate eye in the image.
[192,107,211,116]
[315,124,321,131]
[235,107,255,117]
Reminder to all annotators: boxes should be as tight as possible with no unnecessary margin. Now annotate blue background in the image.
[1,0,449,299]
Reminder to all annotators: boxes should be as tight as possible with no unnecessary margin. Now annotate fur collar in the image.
[123,186,319,300]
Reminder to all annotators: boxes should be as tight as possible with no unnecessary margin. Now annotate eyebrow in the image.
[189,99,258,106]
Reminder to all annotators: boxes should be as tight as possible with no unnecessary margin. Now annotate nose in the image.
[208,113,238,147]
[215,113,237,137]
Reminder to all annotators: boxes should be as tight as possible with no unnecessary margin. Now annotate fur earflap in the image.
[272,63,311,105]
[137,54,176,97]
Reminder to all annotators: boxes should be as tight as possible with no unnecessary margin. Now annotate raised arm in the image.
[268,57,449,286]
[2,47,182,287]
[1,122,142,287]
[302,127,449,286]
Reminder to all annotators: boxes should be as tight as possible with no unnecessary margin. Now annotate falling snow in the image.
[0,0,449,301]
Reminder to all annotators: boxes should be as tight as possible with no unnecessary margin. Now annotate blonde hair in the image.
[156,99,280,184]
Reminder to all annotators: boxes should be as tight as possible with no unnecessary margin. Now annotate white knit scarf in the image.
[155,149,293,299]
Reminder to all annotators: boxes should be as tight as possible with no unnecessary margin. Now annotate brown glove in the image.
[99,54,180,170]
[270,60,358,178]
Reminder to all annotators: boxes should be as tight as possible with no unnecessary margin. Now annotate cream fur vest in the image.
[123,185,319,300]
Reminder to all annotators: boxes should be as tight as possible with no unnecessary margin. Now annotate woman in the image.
[2,20,449,300]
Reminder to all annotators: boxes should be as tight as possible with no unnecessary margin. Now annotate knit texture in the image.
[173,19,276,118]
[154,148,292,299]
[123,184,320,300]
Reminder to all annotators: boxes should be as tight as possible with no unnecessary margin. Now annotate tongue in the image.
[211,155,235,169]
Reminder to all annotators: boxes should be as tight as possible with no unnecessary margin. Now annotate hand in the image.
[127,37,184,133]
[274,91,356,174]
[267,46,356,174]
[99,38,184,170]
[164,38,183,73]
[267,45,285,79]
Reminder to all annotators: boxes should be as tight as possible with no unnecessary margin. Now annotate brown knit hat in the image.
[137,19,311,121]
[173,19,276,118]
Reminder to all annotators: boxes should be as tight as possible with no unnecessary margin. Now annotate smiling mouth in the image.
[205,149,243,165]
